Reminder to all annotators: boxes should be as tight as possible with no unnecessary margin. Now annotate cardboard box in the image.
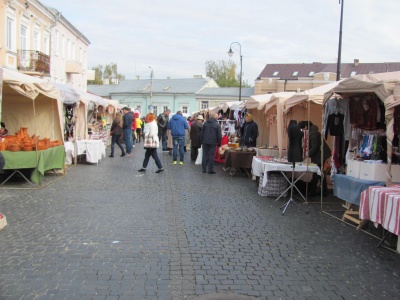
[346,160,362,178]
[391,165,400,183]
[359,162,387,182]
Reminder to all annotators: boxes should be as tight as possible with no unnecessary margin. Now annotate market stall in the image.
[0,67,65,186]
[322,71,400,218]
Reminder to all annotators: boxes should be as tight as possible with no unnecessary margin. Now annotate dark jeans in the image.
[202,143,216,172]
[142,148,163,169]
[191,146,200,161]
[123,128,132,153]
[158,129,168,150]
[136,128,142,143]
[172,137,185,162]
[111,135,124,155]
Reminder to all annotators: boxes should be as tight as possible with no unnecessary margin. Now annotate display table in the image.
[65,140,106,164]
[331,174,385,205]
[330,174,385,227]
[254,148,287,158]
[360,185,400,251]
[1,146,65,185]
[252,157,321,202]
[223,150,256,177]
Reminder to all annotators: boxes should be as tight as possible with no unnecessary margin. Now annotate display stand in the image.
[279,162,308,215]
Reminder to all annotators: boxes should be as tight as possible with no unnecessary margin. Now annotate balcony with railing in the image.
[17,50,50,76]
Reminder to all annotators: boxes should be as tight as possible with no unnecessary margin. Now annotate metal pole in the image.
[336,0,344,81]
[149,66,153,113]
[239,53,242,102]
[228,42,243,101]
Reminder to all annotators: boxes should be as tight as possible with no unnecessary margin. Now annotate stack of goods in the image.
[256,156,289,164]
[0,128,62,152]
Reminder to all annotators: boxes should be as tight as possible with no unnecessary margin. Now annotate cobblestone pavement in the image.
[1,145,400,300]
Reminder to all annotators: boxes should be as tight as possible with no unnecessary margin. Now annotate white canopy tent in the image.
[52,82,89,141]
[323,71,400,187]
[263,92,296,157]
[0,67,63,141]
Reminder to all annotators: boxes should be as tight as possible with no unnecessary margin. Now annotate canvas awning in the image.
[0,67,63,141]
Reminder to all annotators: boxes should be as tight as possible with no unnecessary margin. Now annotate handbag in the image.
[144,134,158,148]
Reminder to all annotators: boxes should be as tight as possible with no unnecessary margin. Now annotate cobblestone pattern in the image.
[0,145,399,300]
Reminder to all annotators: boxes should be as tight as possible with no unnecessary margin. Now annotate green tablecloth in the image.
[1,146,65,184]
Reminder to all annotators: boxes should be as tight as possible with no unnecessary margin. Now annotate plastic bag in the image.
[195,147,202,165]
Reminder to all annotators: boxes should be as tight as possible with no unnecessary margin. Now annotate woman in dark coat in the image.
[240,113,258,147]
[190,115,204,161]
[308,125,331,196]
[109,112,125,157]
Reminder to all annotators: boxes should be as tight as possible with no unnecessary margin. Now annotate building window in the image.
[62,35,65,57]
[273,71,279,76]
[6,17,14,50]
[182,106,188,114]
[43,34,49,55]
[292,71,299,76]
[20,26,27,50]
[163,106,169,112]
[201,101,209,110]
[33,30,40,51]
[308,71,314,76]
[67,39,71,59]
[54,31,59,55]
[153,106,158,116]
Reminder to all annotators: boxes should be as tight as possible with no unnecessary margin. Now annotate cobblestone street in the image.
[1,145,400,299]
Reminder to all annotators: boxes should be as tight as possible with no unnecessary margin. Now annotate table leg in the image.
[0,170,35,187]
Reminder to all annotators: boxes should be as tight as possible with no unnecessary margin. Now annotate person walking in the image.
[168,111,189,165]
[201,112,222,174]
[135,113,143,143]
[109,112,125,157]
[240,113,259,147]
[138,113,164,173]
[122,107,133,156]
[157,109,171,151]
[190,115,204,161]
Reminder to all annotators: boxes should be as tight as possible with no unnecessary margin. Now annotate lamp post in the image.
[149,66,153,113]
[228,42,242,101]
[336,0,344,81]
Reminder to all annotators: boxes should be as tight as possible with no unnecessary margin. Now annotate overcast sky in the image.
[41,0,399,85]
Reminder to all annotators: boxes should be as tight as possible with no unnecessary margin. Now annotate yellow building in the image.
[0,0,91,91]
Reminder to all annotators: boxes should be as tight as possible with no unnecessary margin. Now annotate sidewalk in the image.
[0,144,399,299]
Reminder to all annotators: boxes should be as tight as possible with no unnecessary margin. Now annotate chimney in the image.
[354,59,360,67]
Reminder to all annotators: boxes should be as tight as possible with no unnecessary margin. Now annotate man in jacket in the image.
[190,115,204,161]
[201,113,222,174]
[168,111,189,164]
[122,107,133,156]
[157,109,171,151]
[240,113,258,147]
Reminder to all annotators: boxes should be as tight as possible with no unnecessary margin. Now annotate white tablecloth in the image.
[252,157,321,187]
[254,148,287,158]
[76,140,106,163]
[64,141,75,165]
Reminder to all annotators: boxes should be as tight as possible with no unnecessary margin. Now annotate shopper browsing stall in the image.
[240,113,258,147]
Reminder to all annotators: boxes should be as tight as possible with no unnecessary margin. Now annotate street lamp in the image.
[336,0,344,81]
[228,42,242,101]
[149,66,153,113]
